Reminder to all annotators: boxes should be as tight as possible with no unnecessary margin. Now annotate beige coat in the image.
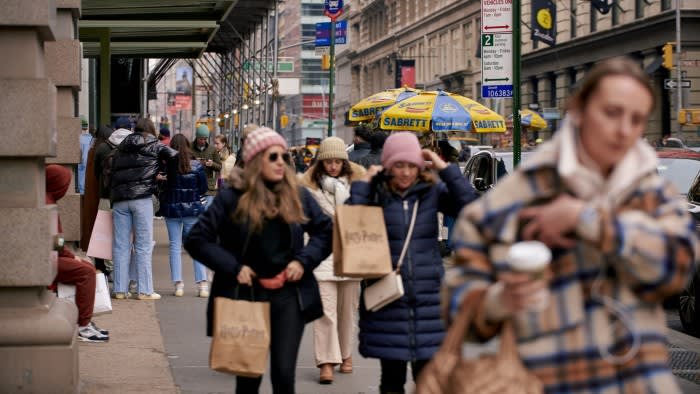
[301,161,366,281]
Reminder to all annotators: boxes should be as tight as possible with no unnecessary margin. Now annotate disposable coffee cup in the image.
[507,241,551,278]
[507,241,551,311]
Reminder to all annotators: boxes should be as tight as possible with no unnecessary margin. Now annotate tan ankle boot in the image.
[319,363,334,384]
[339,357,353,373]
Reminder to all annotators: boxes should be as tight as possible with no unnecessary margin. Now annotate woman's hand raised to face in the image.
[421,149,448,171]
[361,165,384,183]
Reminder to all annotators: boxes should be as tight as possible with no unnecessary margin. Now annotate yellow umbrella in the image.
[509,109,548,129]
[348,87,421,122]
[378,91,506,133]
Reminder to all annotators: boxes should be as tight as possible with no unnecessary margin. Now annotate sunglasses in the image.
[268,152,291,163]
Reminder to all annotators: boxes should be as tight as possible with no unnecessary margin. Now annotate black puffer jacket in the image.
[110,133,178,203]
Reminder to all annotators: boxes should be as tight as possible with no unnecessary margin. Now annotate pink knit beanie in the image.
[242,127,288,163]
[381,132,425,170]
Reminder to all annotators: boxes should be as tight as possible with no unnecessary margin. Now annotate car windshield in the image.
[657,158,700,195]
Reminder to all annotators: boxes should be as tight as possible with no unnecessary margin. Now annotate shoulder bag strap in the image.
[395,200,419,273]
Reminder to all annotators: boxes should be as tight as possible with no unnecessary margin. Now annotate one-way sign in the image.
[665,79,691,89]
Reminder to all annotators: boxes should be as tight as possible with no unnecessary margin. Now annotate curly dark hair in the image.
[311,159,353,186]
[353,123,373,142]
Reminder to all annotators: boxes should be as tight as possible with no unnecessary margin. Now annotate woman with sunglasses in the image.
[300,137,366,384]
[185,127,332,394]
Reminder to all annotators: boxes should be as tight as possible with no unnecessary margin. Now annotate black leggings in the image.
[379,358,429,394]
[235,285,306,394]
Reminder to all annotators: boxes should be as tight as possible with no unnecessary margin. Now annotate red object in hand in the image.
[258,270,288,290]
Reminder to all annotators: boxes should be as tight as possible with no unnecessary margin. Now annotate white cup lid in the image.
[507,241,551,271]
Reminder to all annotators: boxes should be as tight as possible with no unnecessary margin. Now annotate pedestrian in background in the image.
[159,134,209,297]
[185,127,332,394]
[347,132,476,393]
[158,127,171,146]
[300,136,366,384]
[234,123,260,169]
[445,57,698,393]
[357,131,387,169]
[214,134,236,186]
[47,164,110,342]
[192,124,221,205]
[78,115,92,195]
[348,123,372,164]
[82,125,115,276]
[110,118,178,300]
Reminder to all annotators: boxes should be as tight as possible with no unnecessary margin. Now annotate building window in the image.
[661,0,671,10]
[570,0,577,38]
[549,73,557,108]
[590,3,597,33]
[530,77,539,106]
[301,3,323,16]
[612,0,620,26]
[568,68,577,92]
[635,0,644,18]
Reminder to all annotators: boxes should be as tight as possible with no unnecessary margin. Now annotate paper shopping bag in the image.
[209,297,271,377]
[57,272,113,315]
[86,210,113,260]
[333,205,392,278]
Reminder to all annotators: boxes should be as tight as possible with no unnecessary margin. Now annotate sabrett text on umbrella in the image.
[383,117,428,128]
[473,120,505,129]
[352,106,387,118]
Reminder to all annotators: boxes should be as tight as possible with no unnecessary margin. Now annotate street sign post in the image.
[481,33,513,98]
[323,0,343,137]
[324,0,343,19]
[665,79,691,89]
[481,0,513,33]
[481,0,519,165]
[481,1,513,99]
[315,21,347,46]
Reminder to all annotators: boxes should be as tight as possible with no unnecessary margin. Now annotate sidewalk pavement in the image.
[77,223,178,393]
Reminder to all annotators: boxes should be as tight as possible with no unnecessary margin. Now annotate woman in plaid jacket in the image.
[445,57,699,393]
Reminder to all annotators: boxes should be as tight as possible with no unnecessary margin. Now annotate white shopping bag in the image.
[58,272,112,315]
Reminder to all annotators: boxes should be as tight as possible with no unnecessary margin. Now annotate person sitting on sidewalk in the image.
[46,164,109,342]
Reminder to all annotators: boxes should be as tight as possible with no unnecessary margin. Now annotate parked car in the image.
[462,150,531,193]
[657,149,700,337]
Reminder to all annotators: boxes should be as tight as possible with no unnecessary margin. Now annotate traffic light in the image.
[321,54,331,70]
[662,42,674,70]
[280,114,289,128]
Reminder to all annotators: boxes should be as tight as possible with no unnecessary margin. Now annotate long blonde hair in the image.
[232,151,307,232]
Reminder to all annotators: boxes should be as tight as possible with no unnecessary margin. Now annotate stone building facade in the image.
[335,0,700,143]
[0,1,83,391]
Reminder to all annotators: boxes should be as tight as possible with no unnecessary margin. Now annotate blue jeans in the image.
[164,217,207,283]
[112,198,154,294]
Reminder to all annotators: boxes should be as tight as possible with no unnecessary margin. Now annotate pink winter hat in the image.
[242,127,288,163]
[381,132,425,170]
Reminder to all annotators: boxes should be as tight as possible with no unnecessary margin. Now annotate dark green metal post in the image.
[327,20,336,137]
[512,1,521,167]
[99,28,111,127]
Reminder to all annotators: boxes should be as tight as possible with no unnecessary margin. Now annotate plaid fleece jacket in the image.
[444,145,698,393]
